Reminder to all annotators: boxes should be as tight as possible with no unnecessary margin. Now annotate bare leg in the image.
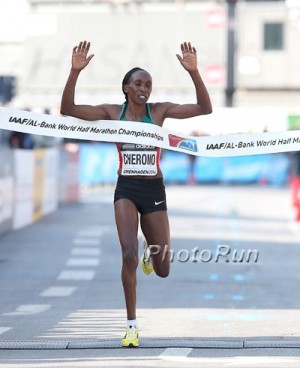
[140,210,171,278]
[114,199,139,320]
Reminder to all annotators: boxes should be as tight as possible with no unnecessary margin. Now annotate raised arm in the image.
[60,41,111,121]
[162,42,212,120]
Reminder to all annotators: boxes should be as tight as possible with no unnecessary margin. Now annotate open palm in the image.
[176,42,198,72]
[72,41,94,71]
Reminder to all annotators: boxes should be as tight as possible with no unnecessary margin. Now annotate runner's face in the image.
[125,71,152,103]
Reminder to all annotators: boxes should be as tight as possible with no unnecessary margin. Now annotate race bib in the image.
[120,144,158,176]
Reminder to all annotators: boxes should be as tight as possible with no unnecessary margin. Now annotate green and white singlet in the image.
[116,103,161,176]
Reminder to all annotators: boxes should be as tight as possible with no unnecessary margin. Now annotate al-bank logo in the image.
[168,134,198,152]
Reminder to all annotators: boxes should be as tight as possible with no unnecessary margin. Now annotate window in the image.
[264,22,284,50]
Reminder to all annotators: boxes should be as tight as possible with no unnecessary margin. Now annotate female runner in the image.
[60,40,212,347]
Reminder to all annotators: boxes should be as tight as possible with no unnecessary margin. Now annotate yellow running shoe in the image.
[121,326,139,347]
[141,239,154,275]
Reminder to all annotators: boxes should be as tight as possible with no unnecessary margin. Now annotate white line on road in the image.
[1,356,161,367]
[40,287,77,297]
[66,258,99,267]
[159,354,299,366]
[73,238,101,246]
[226,356,300,366]
[159,348,193,359]
[2,305,51,316]
[2,355,297,367]
[0,327,12,335]
[71,248,100,256]
[289,220,300,239]
[77,226,112,237]
[57,270,95,281]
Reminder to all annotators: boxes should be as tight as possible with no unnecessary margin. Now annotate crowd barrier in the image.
[0,146,78,237]
[0,150,14,235]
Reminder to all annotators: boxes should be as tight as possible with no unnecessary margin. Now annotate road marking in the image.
[203,293,215,300]
[203,311,267,321]
[41,309,125,339]
[3,305,51,316]
[234,274,245,281]
[57,270,95,280]
[40,287,77,297]
[66,258,99,267]
[232,295,245,301]
[77,226,111,237]
[160,348,193,359]
[71,248,100,256]
[289,220,300,239]
[73,238,101,246]
[158,355,300,366]
[0,327,12,335]
[0,350,296,366]
[227,356,300,366]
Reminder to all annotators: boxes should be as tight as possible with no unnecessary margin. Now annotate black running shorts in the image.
[114,175,167,215]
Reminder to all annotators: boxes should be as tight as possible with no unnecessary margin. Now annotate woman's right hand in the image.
[72,40,94,71]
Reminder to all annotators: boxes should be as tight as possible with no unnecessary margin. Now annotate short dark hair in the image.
[122,67,146,102]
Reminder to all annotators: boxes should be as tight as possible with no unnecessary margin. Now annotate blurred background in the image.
[1,0,300,233]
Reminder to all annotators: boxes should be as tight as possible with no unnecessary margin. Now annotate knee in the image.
[155,267,170,278]
[122,246,138,270]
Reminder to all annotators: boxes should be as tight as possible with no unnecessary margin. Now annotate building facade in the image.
[0,0,299,113]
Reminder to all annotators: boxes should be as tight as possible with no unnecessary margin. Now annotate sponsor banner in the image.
[168,134,198,153]
[1,107,300,157]
[79,143,118,185]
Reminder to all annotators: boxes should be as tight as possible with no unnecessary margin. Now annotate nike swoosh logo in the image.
[155,200,165,206]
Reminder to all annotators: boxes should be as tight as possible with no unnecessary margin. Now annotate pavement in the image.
[0,184,300,367]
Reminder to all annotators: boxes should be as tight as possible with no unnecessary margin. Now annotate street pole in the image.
[225,0,237,107]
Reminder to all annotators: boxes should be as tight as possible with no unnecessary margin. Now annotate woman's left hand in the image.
[176,42,198,72]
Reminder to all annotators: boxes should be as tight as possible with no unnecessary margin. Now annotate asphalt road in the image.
[1,184,300,367]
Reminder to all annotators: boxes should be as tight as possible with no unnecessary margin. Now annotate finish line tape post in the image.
[1,107,300,157]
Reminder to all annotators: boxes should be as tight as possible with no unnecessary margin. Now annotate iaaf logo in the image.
[207,142,227,150]
[168,134,198,152]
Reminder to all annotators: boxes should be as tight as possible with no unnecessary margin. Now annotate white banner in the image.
[0,107,300,157]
